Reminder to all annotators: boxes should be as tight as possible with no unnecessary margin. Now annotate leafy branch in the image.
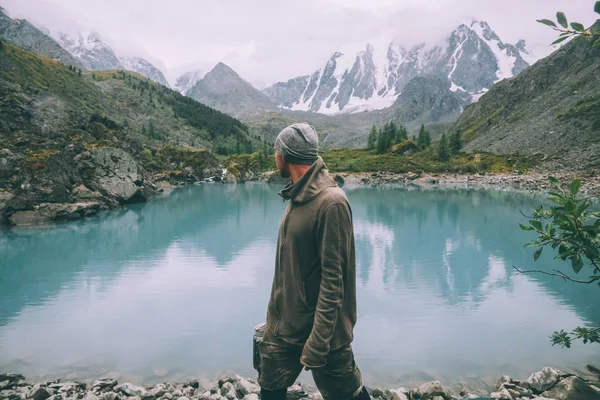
[537,2,600,47]
[517,177,600,348]
[513,266,600,284]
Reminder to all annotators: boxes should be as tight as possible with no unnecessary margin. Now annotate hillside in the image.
[0,41,258,225]
[453,21,600,171]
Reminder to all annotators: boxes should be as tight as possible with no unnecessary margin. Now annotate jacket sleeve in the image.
[300,201,351,368]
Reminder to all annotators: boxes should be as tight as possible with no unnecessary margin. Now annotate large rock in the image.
[8,202,104,225]
[115,383,149,398]
[410,381,449,400]
[233,376,260,396]
[541,376,600,400]
[28,384,52,400]
[527,367,561,393]
[90,148,146,203]
[490,388,513,400]
[91,378,118,392]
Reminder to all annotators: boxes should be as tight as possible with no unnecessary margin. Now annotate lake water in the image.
[1,182,599,391]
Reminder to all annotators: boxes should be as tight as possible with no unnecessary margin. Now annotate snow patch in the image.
[470,21,516,82]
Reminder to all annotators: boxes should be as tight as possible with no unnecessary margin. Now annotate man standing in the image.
[258,123,370,400]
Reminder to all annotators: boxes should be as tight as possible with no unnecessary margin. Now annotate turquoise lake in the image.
[1,183,599,390]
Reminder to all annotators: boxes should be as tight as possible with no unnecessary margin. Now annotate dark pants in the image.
[257,328,365,400]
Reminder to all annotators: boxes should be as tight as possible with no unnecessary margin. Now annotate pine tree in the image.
[376,127,387,154]
[78,69,82,77]
[417,124,427,149]
[424,130,432,147]
[367,125,378,150]
[148,121,156,139]
[0,40,4,51]
[142,124,147,136]
[449,131,463,154]
[438,133,450,161]
[389,122,399,144]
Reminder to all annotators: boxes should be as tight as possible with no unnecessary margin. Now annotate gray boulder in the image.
[233,376,260,396]
[115,383,149,398]
[90,148,147,203]
[541,376,600,400]
[410,381,449,400]
[28,384,52,400]
[527,367,561,393]
[8,201,104,225]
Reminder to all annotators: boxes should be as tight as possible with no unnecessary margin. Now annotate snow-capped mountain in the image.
[55,32,121,71]
[174,70,205,95]
[119,56,170,87]
[264,21,539,115]
[53,31,170,87]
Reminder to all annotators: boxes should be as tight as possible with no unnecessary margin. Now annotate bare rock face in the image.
[526,367,561,393]
[541,376,600,400]
[90,148,146,203]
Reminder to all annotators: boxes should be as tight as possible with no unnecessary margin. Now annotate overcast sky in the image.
[1,0,596,88]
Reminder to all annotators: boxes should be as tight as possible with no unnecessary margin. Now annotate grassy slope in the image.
[0,42,262,155]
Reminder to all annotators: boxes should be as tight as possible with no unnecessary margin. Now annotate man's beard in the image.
[278,164,290,179]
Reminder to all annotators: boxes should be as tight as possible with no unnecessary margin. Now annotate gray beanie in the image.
[274,123,319,165]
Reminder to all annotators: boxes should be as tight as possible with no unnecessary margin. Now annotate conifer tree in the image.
[367,125,378,150]
[438,133,450,161]
[449,131,463,154]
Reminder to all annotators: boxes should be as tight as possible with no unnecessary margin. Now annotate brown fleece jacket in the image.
[266,156,357,368]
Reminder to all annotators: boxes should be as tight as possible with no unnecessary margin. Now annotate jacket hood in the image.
[278,156,337,204]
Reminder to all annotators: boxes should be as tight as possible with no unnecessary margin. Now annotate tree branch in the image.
[513,266,599,284]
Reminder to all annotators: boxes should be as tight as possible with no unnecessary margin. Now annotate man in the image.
[258,123,370,400]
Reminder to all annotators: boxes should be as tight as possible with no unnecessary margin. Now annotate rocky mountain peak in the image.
[263,20,539,115]
[186,62,278,118]
[174,70,205,95]
[0,8,82,68]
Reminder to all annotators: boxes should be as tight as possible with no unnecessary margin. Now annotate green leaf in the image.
[530,220,543,231]
[556,12,568,28]
[538,19,558,28]
[572,257,584,274]
[570,179,582,195]
[547,195,565,205]
[534,248,543,261]
[570,22,585,32]
[552,36,570,45]
[595,1,600,14]
[594,40,600,48]
[520,223,534,231]
[548,176,559,185]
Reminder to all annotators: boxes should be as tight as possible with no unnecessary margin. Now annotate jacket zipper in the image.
[275,202,293,335]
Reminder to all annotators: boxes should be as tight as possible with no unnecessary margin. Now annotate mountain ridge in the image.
[0,7,82,68]
[53,31,171,87]
[453,20,600,171]
[263,20,538,115]
[186,62,279,118]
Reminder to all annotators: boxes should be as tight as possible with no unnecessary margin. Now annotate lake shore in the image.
[3,169,599,227]
[303,171,600,200]
[2,366,600,400]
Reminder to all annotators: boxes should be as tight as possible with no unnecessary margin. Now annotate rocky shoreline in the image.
[2,366,600,400]
[2,159,599,227]
[302,171,600,200]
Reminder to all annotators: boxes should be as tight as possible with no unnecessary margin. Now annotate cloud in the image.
[0,0,595,87]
